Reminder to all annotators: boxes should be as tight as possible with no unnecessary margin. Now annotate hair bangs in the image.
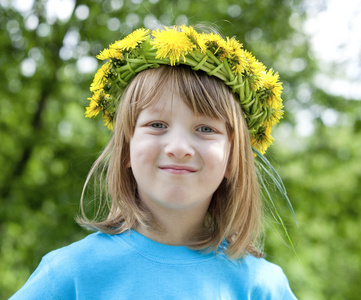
[124,66,237,132]
[166,66,237,131]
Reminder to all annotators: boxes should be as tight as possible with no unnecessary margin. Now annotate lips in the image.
[159,165,197,174]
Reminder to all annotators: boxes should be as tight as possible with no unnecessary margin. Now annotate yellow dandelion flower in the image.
[102,110,114,130]
[97,48,122,60]
[90,62,111,92]
[243,50,266,90]
[264,104,284,127]
[226,36,242,50]
[268,86,282,107]
[251,60,266,77]
[261,69,283,106]
[151,27,194,66]
[250,125,274,155]
[85,99,101,118]
[244,50,266,76]
[110,28,150,52]
[226,37,248,74]
[262,69,279,88]
[180,25,206,53]
[85,90,105,118]
[200,32,231,58]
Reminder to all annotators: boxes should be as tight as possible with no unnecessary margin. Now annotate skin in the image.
[128,91,231,245]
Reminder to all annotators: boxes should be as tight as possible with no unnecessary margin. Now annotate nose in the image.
[164,128,195,159]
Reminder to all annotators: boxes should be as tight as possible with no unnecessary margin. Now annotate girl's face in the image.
[128,91,231,219]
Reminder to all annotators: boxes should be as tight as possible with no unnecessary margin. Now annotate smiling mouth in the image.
[159,165,197,174]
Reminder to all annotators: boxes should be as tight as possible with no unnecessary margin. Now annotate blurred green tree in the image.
[1,0,360,299]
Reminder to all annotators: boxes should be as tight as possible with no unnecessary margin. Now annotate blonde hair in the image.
[77,65,263,259]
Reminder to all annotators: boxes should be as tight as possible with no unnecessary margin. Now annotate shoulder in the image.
[241,255,285,278]
[46,231,120,259]
[215,254,296,299]
[42,231,132,272]
[10,232,131,299]
[236,255,297,299]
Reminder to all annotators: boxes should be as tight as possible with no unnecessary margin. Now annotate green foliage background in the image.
[1,0,360,299]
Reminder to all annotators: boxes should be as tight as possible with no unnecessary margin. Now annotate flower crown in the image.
[86,25,284,155]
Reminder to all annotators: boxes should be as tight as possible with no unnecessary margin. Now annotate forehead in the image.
[138,89,193,116]
[133,67,228,121]
[136,86,198,124]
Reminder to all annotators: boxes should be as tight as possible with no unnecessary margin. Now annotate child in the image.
[11,26,297,299]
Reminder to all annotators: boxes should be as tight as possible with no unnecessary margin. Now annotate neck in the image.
[135,204,209,246]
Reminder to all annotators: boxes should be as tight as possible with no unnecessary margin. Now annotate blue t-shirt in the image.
[11,230,297,299]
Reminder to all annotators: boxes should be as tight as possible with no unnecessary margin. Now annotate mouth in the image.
[159,165,197,174]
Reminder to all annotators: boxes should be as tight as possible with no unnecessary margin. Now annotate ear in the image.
[126,159,131,168]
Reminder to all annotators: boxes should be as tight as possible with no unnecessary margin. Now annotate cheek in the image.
[204,141,230,173]
[129,136,159,168]
[222,141,232,178]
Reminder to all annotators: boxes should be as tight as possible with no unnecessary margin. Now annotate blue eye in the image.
[150,122,166,129]
[197,126,214,133]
